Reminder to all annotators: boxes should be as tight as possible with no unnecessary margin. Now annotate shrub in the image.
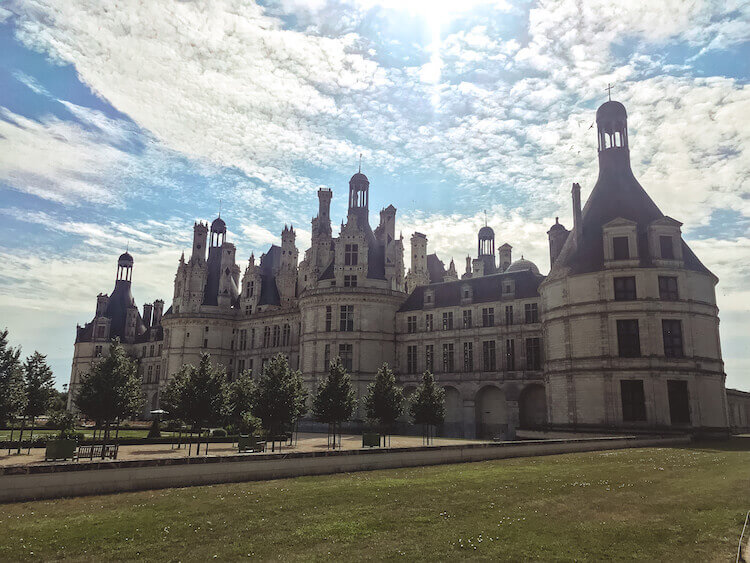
[239,412,263,436]
[211,428,227,437]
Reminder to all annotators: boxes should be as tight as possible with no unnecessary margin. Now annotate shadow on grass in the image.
[675,435,750,453]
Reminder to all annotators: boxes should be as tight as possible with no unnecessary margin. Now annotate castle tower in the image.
[405,232,429,293]
[476,225,496,275]
[277,225,299,305]
[547,218,569,268]
[192,222,208,263]
[217,242,238,309]
[498,243,512,272]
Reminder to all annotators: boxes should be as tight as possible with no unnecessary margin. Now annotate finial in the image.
[358,153,362,173]
[126,241,129,252]
[218,198,222,218]
[605,83,613,101]
[555,216,559,224]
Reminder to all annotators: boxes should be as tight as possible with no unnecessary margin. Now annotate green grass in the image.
[1,440,748,561]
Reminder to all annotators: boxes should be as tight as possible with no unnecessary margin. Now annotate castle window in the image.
[614,277,637,301]
[442,343,454,372]
[407,316,417,333]
[324,344,330,370]
[659,236,675,259]
[425,345,434,372]
[149,345,155,357]
[482,340,496,371]
[272,325,281,347]
[662,319,684,358]
[505,306,514,325]
[239,329,247,350]
[155,364,161,383]
[238,359,245,373]
[282,324,291,346]
[617,319,641,357]
[463,342,474,372]
[462,310,472,328]
[620,380,646,422]
[203,338,208,348]
[407,345,418,374]
[667,380,690,424]
[524,303,539,324]
[525,337,541,370]
[96,325,105,338]
[340,305,354,332]
[142,346,147,358]
[158,344,162,356]
[246,281,254,297]
[659,276,679,301]
[344,244,358,266]
[505,339,515,370]
[612,236,630,260]
[339,343,353,371]
[251,328,255,347]
[482,308,494,327]
[425,314,433,332]
[95,345,102,357]
[147,365,153,383]
[344,275,358,287]
[245,305,252,316]
[263,326,271,347]
[442,312,454,330]
[325,306,332,332]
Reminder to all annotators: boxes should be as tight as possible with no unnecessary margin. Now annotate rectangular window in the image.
[526,337,541,370]
[240,329,248,351]
[344,275,358,287]
[667,380,691,424]
[482,340,496,371]
[524,303,539,323]
[245,305,252,316]
[662,319,684,358]
[407,315,417,333]
[155,364,161,383]
[263,326,271,348]
[340,305,354,332]
[344,244,358,266]
[425,314,433,332]
[463,342,474,372]
[482,307,494,327]
[158,344,162,356]
[505,339,515,371]
[462,310,472,328]
[614,276,637,301]
[202,339,208,348]
[425,344,434,372]
[442,311,454,330]
[659,235,675,259]
[282,324,291,346]
[142,346,147,358]
[613,236,630,260]
[505,305,514,325]
[147,365,153,383]
[250,328,255,348]
[442,343,454,372]
[339,343,353,372]
[238,359,245,373]
[272,325,280,347]
[658,276,679,301]
[324,344,330,370]
[617,319,641,357]
[407,345,418,374]
[246,281,254,297]
[325,306,332,332]
[620,380,646,422]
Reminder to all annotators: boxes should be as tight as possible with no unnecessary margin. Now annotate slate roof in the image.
[258,246,281,306]
[548,145,712,280]
[399,269,544,312]
[75,279,148,343]
[427,254,447,284]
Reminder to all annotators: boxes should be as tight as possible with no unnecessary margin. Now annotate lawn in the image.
[0,440,748,561]
[0,428,177,440]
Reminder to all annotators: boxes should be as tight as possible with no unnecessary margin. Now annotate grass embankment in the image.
[0,440,748,561]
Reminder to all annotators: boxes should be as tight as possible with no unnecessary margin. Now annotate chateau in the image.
[69,100,747,437]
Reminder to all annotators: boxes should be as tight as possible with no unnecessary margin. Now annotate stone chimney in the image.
[152,300,164,326]
[142,303,153,328]
[572,183,582,244]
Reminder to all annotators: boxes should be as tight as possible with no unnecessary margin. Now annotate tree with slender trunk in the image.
[162,354,227,455]
[313,357,357,449]
[251,354,307,450]
[74,338,143,456]
[17,352,55,454]
[227,369,255,440]
[409,371,445,445]
[363,363,404,446]
[0,329,26,454]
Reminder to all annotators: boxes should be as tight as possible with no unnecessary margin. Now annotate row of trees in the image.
[0,329,59,453]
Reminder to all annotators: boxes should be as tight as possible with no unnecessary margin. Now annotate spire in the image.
[358,152,362,173]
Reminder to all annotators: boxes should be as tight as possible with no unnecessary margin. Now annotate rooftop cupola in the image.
[478,225,495,256]
[348,171,369,211]
[596,97,631,173]
[210,215,226,247]
[116,251,133,282]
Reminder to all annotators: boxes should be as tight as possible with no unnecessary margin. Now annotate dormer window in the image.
[659,236,674,259]
[344,244,358,266]
[612,237,630,260]
[424,289,434,307]
[461,284,473,303]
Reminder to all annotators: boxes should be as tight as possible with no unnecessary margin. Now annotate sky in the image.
[0,0,748,391]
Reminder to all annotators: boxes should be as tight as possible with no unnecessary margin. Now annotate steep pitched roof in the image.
[399,270,544,312]
[426,253,447,284]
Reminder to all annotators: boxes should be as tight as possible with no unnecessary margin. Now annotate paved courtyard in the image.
[0,432,488,467]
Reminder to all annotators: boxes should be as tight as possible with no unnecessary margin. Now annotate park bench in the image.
[75,443,119,461]
[238,435,266,453]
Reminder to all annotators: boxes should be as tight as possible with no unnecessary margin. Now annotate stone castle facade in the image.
[69,100,743,437]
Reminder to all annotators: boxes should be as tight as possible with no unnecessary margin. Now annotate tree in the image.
[17,352,55,453]
[409,371,445,445]
[312,357,357,449]
[227,369,255,433]
[363,363,404,445]
[0,329,27,452]
[74,338,144,453]
[251,354,307,447]
[162,354,228,455]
